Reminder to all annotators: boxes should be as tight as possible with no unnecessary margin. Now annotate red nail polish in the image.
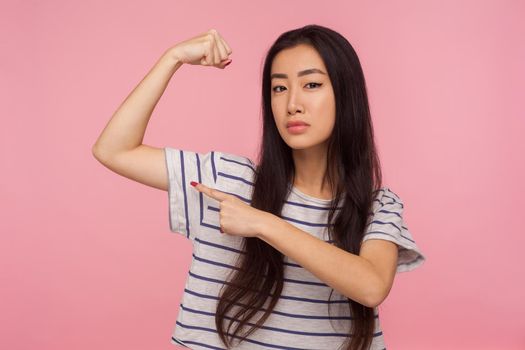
[224,60,232,67]
[190,181,198,187]
[220,228,224,233]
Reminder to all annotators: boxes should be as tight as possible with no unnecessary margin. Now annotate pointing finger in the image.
[190,181,228,202]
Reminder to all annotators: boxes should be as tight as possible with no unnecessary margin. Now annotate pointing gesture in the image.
[190,181,273,238]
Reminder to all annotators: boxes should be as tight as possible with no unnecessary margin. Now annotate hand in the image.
[190,181,270,238]
[167,29,232,69]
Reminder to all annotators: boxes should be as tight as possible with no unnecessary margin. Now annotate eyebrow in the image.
[271,68,326,80]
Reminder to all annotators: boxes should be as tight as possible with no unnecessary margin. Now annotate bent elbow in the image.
[364,285,389,308]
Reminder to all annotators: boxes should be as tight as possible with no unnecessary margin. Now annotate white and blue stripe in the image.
[164,147,425,349]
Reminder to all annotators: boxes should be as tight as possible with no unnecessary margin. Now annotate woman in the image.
[93,24,426,350]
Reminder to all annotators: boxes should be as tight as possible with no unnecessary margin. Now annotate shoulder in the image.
[371,187,404,213]
[215,151,256,197]
[216,151,255,176]
[217,151,254,167]
[378,187,403,203]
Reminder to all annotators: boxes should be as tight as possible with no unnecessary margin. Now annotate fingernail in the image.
[224,60,232,67]
[219,228,224,233]
[190,181,198,187]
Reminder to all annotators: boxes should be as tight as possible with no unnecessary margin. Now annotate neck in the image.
[291,145,336,199]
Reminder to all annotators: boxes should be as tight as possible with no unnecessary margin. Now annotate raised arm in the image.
[92,29,232,191]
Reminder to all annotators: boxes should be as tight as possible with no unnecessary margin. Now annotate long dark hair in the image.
[215,24,383,350]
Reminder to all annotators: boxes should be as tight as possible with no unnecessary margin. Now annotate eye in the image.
[272,82,323,93]
[305,82,322,89]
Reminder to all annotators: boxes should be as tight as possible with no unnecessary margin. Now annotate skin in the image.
[270,44,337,200]
[191,44,399,308]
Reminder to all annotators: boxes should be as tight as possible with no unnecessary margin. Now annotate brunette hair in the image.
[215,24,383,350]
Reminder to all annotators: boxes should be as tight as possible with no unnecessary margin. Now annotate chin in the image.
[286,141,317,150]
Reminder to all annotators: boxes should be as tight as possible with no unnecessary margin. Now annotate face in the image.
[270,44,336,152]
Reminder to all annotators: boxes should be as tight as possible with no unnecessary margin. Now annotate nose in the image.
[287,88,304,115]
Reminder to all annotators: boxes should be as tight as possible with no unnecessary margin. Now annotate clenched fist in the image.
[168,29,233,69]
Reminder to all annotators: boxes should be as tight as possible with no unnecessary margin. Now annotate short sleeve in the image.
[362,187,426,273]
[163,147,222,241]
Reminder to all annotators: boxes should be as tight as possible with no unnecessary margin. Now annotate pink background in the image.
[2,0,524,349]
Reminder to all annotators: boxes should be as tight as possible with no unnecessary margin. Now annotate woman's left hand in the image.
[190,181,272,238]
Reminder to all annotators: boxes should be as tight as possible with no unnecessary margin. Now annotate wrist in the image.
[161,47,184,69]
[256,212,280,241]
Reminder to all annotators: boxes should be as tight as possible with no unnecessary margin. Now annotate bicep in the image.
[93,144,168,191]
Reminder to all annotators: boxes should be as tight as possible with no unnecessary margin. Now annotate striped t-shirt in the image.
[163,147,426,350]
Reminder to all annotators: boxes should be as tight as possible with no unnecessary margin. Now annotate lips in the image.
[286,121,309,128]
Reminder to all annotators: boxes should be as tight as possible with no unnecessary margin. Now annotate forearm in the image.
[92,48,183,158]
[256,214,383,308]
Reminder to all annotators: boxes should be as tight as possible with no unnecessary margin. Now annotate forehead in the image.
[271,44,326,73]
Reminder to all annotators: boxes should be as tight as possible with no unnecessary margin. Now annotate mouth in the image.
[286,121,310,128]
[286,124,309,134]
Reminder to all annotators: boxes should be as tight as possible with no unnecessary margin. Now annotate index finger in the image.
[191,181,228,202]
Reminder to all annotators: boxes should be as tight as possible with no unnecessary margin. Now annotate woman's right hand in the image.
[168,29,233,69]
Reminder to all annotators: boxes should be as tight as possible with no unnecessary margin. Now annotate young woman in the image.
[93,24,426,350]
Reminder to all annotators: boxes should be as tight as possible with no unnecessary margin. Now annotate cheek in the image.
[271,100,284,123]
[322,91,336,119]
[318,94,336,132]
[270,99,278,116]
[314,94,335,118]
[313,87,332,106]
[271,98,282,113]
